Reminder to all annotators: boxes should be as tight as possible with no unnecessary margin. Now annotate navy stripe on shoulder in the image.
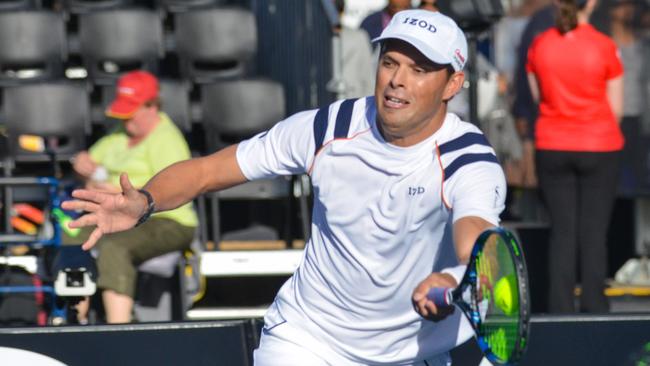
[334,98,356,139]
[313,105,329,156]
[438,132,491,156]
[443,153,499,181]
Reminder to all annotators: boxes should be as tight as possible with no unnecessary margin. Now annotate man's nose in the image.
[389,66,407,88]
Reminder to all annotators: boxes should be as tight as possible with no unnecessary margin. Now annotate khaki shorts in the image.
[63,217,195,298]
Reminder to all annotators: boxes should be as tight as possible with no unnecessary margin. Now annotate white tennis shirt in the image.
[237,97,506,365]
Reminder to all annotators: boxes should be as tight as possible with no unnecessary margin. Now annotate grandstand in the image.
[0,0,334,323]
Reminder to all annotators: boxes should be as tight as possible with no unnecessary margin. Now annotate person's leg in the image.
[536,150,578,313]
[123,218,195,264]
[254,328,331,366]
[96,218,195,323]
[96,237,137,323]
[103,290,134,323]
[618,116,641,193]
[576,151,620,313]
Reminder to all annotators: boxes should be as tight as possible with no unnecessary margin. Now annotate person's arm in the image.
[411,216,495,319]
[527,72,540,104]
[144,144,246,211]
[607,75,624,123]
[62,144,247,250]
[71,151,98,179]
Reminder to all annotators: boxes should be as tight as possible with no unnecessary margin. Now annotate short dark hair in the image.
[444,65,455,79]
[379,41,457,78]
[418,0,438,9]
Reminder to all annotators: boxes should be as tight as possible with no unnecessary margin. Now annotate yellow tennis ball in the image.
[494,274,518,316]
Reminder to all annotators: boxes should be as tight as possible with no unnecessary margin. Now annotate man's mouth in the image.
[384,95,409,109]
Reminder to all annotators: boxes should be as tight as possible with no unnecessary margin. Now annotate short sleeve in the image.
[447,162,507,226]
[604,40,624,80]
[236,109,317,180]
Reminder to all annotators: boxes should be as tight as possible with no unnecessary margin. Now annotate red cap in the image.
[105,70,159,119]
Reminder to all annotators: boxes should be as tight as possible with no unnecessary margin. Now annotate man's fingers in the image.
[81,227,103,251]
[417,300,430,317]
[424,300,439,316]
[71,189,107,204]
[68,213,98,229]
[61,200,99,213]
[120,173,136,195]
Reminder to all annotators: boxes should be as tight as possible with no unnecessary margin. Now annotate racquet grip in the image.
[427,287,452,307]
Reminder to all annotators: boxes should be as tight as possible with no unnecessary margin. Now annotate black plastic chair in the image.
[201,79,284,145]
[0,11,67,86]
[78,9,163,85]
[0,0,38,11]
[156,0,225,14]
[63,0,132,14]
[2,81,90,164]
[0,82,92,324]
[200,79,311,247]
[174,7,257,83]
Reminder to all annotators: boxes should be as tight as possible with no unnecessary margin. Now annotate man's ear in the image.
[442,71,465,102]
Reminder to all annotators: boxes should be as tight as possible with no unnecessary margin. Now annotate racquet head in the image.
[456,227,530,364]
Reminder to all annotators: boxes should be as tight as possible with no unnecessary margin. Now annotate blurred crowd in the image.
[339,0,650,222]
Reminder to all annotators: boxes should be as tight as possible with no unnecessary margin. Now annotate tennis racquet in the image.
[428,227,530,365]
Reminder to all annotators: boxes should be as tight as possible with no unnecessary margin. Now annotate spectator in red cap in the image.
[69,70,198,323]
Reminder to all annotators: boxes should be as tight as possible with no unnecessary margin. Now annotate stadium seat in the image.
[201,79,283,143]
[1,81,90,164]
[0,11,67,86]
[174,7,256,83]
[62,0,133,14]
[78,9,163,85]
[156,0,226,15]
[0,0,39,11]
[200,79,311,248]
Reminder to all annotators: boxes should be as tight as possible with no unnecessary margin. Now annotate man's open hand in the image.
[61,173,148,250]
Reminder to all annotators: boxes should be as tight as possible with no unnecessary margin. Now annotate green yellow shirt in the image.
[89,112,198,227]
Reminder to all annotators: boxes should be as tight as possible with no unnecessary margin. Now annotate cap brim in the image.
[105,97,141,119]
[372,34,457,70]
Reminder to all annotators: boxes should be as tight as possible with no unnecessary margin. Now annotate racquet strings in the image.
[473,232,520,363]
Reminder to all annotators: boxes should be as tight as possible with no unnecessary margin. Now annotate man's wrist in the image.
[135,189,155,227]
[440,264,467,286]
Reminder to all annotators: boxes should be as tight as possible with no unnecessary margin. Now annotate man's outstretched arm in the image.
[411,216,495,319]
[62,144,247,250]
[143,144,247,211]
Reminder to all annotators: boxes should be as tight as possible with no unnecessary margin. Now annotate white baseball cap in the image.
[372,10,468,72]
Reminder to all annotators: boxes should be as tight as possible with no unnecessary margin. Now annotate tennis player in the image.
[63,9,506,365]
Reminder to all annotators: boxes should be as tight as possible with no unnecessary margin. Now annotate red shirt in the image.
[526,24,624,152]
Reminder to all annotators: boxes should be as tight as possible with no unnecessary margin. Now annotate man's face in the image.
[374,40,464,146]
[387,0,411,15]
